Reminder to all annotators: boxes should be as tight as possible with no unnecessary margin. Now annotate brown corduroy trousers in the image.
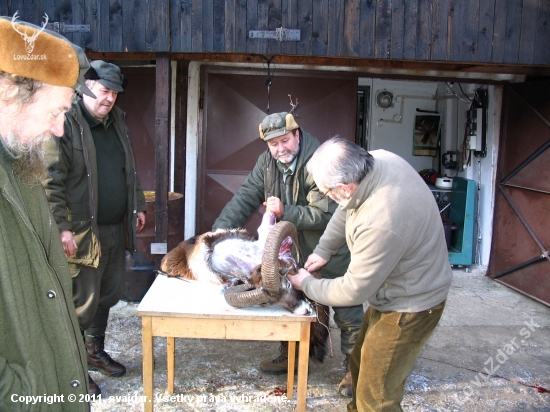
[347,300,446,412]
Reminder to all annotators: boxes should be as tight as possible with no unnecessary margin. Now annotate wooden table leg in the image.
[167,337,175,393]
[296,322,310,412]
[142,316,154,412]
[286,341,296,399]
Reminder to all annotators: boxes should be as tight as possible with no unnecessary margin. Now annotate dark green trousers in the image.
[333,304,365,355]
[70,222,126,336]
[347,300,446,412]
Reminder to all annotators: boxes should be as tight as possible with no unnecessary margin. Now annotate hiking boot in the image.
[85,334,126,377]
[338,354,353,397]
[88,374,101,397]
[259,343,300,375]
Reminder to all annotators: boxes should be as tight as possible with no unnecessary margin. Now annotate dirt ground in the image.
[89,267,550,411]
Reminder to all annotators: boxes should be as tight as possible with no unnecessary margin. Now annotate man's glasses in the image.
[319,188,332,200]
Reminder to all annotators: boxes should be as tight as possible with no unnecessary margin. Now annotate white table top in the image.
[136,274,316,321]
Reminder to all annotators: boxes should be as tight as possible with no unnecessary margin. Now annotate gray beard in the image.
[3,133,51,183]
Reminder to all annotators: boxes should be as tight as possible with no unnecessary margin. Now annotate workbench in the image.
[136,274,316,411]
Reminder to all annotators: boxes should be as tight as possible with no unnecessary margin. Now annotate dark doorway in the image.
[198,68,357,235]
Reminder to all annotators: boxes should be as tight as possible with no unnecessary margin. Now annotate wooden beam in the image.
[154,53,171,268]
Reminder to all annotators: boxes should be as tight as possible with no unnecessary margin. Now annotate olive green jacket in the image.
[0,139,89,411]
[212,130,350,279]
[42,102,146,268]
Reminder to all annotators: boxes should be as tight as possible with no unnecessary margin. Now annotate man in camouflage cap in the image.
[0,14,92,410]
[213,112,364,397]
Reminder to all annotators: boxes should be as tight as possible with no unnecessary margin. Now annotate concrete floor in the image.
[90,267,550,411]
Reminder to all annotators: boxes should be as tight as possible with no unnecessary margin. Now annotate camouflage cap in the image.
[259,112,300,141]
[0,14,95,97]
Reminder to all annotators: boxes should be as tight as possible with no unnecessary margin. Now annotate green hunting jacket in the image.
[42,102,146,268]
[0,139,89,411]
[212,130,350,280]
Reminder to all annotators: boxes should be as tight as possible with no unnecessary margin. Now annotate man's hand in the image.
[60,230,78,258]
[136,212,146,232]
[263,196,284,219]
[288,268,313,291]
[304,253,328,272]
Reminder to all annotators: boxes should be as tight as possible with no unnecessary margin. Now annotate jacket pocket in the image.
[68,221,100,266]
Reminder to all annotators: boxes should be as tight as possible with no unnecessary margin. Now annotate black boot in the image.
[85,334,126,377]
[88,374,101,396]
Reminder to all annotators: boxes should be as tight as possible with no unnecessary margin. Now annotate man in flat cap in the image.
[42,60,146,396]
[213,112,364,396]
[0,15,92,410]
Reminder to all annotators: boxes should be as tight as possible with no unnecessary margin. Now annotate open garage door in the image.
[198,68,357,235]
[488,81,550,306]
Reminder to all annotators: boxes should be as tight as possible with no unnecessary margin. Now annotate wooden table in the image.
[136,275,316,411]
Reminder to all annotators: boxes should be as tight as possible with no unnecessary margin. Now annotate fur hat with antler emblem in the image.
[0,12,94,97]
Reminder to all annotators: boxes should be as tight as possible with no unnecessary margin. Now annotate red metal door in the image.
[198,68,357,234]
[487,81,550,305]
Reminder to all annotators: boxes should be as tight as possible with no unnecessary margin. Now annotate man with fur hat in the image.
[42,60,146,396]
[0,14,92,410]
[213,112,364,396]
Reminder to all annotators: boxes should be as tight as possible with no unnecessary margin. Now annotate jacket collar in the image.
[342,157,380,212]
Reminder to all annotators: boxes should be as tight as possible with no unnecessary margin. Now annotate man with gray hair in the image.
[0,15,93,410]
[42,60,146,396]
[289,137,453,411]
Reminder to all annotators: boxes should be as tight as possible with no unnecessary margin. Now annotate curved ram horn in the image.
[224,283,273,308]
[261,221,299,295]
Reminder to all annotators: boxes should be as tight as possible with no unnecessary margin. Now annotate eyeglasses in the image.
[319,188,332,200]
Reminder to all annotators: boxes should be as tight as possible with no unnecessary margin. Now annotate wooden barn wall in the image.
[1,0,549,65]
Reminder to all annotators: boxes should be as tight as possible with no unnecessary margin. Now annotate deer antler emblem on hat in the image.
[11,11,49,54]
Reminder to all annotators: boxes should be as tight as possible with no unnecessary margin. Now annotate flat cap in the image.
[86,60,125,92]
[259,112,300,141]
[0,14,95,97]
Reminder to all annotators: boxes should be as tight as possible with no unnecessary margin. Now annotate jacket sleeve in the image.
[212,154,267,230]
[280,167,335,232]
[41,121,74,233]
[135,173,146,213]
[313,206,347,260]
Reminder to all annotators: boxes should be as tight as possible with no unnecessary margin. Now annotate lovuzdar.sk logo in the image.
[11,11,48,60]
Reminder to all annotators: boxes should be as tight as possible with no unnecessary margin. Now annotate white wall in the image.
[367,78,438,171]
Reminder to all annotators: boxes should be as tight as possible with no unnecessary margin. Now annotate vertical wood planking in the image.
[296,0,312,55]
[171,0,192,52]
[312,0,328,56]
[203,0,214,52]
[59,0,73,43]
[246,0,258,54]
[477,0,495,62]
[147,0,170,51]
[431,0,449,61]
[416,0,433,60]
[225,0,235,52]
[109,0,122,51]
[375,0,392,59]
[343,0,360,57]
[97,0,110,51]
[460,0,479,63]
[154,54,171,267]
[266,0,282,55]
[448,0,466,61]
[191,0,203,52]
[71,0,86,48]
[503,0,522,63]
[390,0,405,59]
[213,0,225,52]
[84,0,99,51]
[359,0,376,58]
[533,0,550,64]
[23,0,42,32]
[235,0,247,52]
[328,0,344,57]
[281,0,298,55]
[492,0,507,62]
[403,0,418,60]
[518,0,537,64]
